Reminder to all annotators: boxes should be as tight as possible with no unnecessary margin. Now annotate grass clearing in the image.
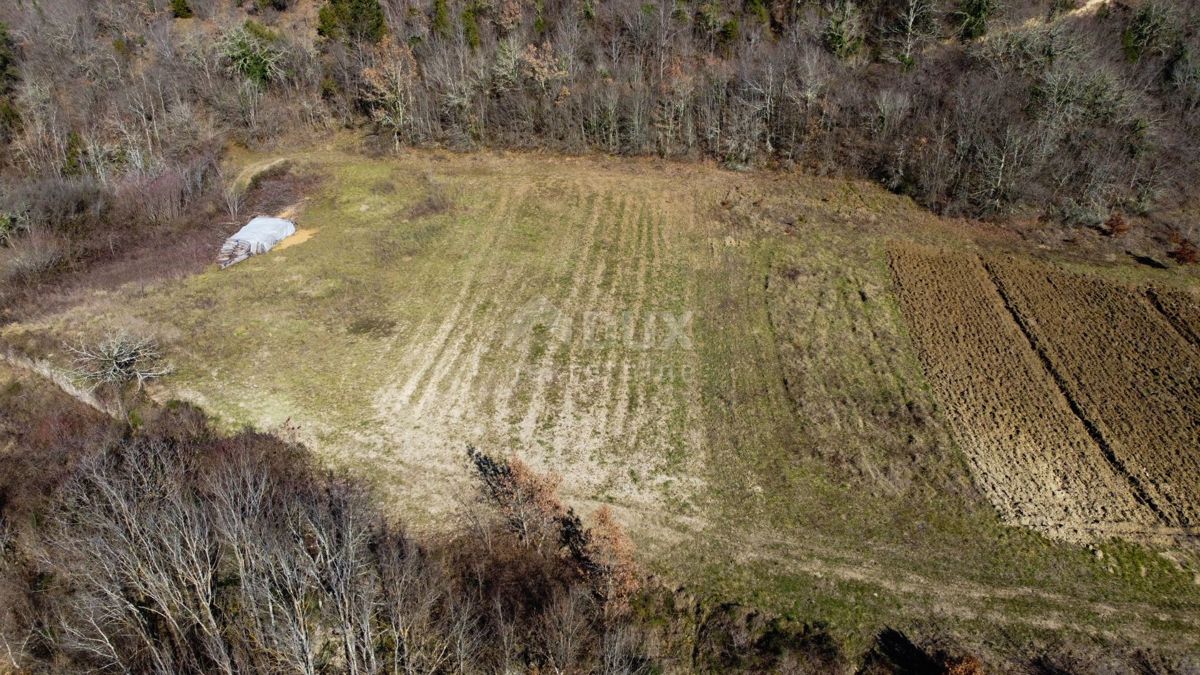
[4,142,1200,660]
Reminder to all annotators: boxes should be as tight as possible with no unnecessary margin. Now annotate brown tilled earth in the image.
[890,243,1200,546]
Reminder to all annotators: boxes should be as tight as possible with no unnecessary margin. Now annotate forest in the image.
[1,0,1199,311]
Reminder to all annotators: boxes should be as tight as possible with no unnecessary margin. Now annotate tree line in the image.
[0,373,871,672]
[0,0,1197,289]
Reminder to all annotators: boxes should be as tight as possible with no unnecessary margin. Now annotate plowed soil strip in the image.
[986,258,1200,527]
[981,262,1172,525]
[888,245,1155,539]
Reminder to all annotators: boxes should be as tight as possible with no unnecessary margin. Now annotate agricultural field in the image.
[986,257,1200,529]
[4,143,1200,660]
[1148,287,1200,350]
[887,246,1159,541]
[892,244,1200,545]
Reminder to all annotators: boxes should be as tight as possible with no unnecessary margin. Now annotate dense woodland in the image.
[1,0,1199,310]
[0,376,1009,672]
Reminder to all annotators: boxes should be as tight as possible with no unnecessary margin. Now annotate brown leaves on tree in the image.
[467,445,639,613]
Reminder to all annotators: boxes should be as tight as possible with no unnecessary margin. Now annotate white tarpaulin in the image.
[218,216,296,268]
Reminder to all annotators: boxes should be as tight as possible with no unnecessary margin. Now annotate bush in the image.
[0,97,18,145]
[61,130,86,177]
[170,0,194,19]
[1122,2,1175,62]
[824,1,865,59]
[1167,47,1200,113]
[1104,211,1130,236]
[220,22,286,86]
[68,333,171,394]
[0,22,17,96]
[463,3,482,49]
[3,177,110,240]
[317,0,387,43]
[1169,238,1198,265]
[0,233,65,285]
[956,0,998,40]
[432,0,453,38]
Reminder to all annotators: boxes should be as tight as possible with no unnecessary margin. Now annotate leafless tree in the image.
[69,334,171,419]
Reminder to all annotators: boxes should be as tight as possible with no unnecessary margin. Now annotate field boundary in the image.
[980,259,1173,526]
[0,348,120,418]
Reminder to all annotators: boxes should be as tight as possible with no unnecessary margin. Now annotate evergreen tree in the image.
[318,0,386,43]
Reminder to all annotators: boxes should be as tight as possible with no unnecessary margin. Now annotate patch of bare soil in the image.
[1,219,226,325]
[888,244,1164,543]
[1147,287,1200,351]
[985,256,1200,528]
[239,165,319,219]
[276,228,317,250]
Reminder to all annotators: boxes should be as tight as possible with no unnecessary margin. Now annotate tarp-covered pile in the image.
[218,216,296,269]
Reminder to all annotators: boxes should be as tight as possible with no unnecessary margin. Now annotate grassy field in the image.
[4,141,1200,660]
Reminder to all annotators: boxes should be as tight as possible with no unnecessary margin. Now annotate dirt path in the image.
[0,349,120,417]
[740,540,1200,645]
[595,485,1200,647]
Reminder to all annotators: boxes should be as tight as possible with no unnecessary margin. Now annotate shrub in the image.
[747,0,770,25]
[243,18,281,43]
[956,0,998,40]
[1167,47,1200,113]
[468,444,565,546]
[462,3,482,49]
[1105,211,1130,236]
[0,21,17,96]
[61,131,86,177]
[467,445,640,613]
[0,233,65,285]
[432,0,453,38]
[0,98,17,144]
[698,2,724,37]
[1169,238,1198,265]
[4,177,110,239]
[69,333,171,394]
[720,17,741,49]
[1122,2,1175,62]
[317,0,387,43]
[220,22,286,86]
[824,0,865,59]
[170,0,194,19]
[0,209,17,245]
